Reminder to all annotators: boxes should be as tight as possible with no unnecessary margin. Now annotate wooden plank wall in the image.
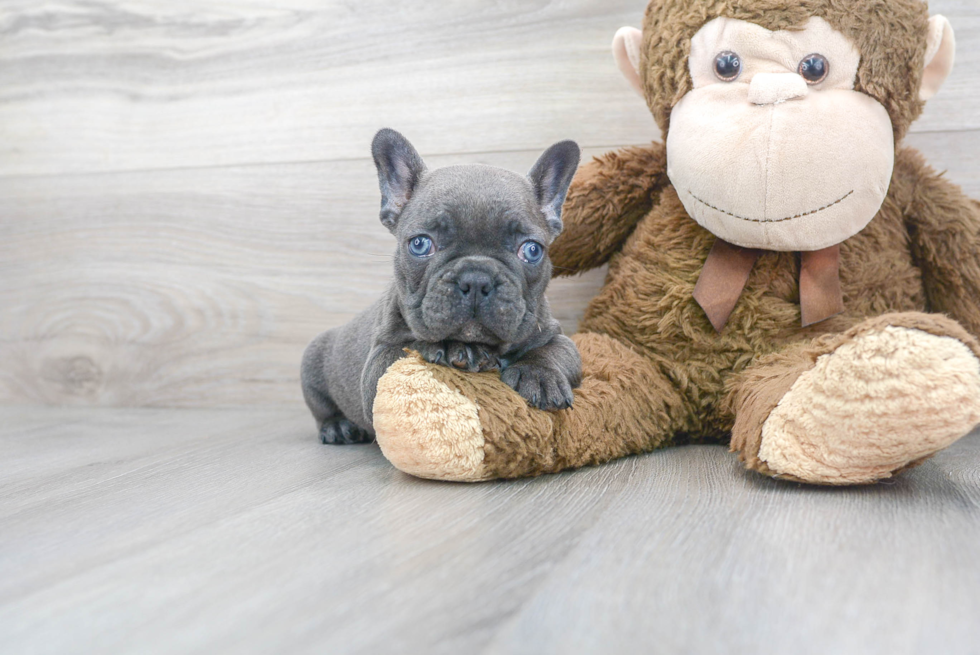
[1,0,978,408]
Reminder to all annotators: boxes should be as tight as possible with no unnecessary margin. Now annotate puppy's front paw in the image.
[500,364,574,411]
[413,341,500,373]
[320,418,374,445]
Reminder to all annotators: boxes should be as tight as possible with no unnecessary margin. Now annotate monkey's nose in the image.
[747,73,808,105]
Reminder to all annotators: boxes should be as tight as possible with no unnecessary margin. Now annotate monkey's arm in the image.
[900,149,980,339]
[550,141,669,276]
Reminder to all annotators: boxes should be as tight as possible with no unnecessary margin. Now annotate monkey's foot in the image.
[757,323,980,485]
[320,418,374,445]
[372,352,556,481]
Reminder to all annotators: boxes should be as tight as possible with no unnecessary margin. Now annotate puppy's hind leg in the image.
[301,331,374,445]
[320,417,373,445]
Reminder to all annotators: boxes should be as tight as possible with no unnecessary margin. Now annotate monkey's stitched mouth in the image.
[688,189,854,223]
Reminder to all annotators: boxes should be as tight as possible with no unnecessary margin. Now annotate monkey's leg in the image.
[726,312,980,485]
[372,332,687,481]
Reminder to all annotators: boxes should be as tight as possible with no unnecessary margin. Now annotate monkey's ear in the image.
[613,27,644,97]
[920,15,955,101]
[371,128,427,232]
[527,140,581,237]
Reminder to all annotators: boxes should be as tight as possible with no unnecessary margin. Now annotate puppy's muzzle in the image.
[455,269,497,312]
[416,257,527,343]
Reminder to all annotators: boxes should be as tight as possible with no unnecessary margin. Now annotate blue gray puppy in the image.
[301,128,582,444]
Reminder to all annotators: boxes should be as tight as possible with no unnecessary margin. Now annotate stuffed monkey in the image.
[371,0,980,485]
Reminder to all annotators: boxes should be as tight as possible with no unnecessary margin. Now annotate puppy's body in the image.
[302,130,582,444]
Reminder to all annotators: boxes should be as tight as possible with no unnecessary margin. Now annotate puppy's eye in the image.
[714,51,741,81]
[798,54,829,84]
[518,240,545,265]
[407,235,435,258]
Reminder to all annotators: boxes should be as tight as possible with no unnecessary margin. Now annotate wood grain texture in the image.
[0,0,977,408]
[0,1,976,176]
[2,5,979,651]
[0,0,656,176]
[0,407,978,654]
[0,149,608,407]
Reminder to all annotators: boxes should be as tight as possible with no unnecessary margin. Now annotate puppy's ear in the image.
[371,128,427,232]
[527,140,580,237]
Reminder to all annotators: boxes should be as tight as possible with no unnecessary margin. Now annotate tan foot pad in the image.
[373,354,490,481]
[760,326,980,484]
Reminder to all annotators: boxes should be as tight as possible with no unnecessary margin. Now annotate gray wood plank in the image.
[0,148,608,408]
[0,408,978,654]
[1,0,977,409]
[0,0,975,177]
[0,407,640,654]
[0,407,375,603]
[0,0,654,176]
[3,128,977,409]
[486,435,980,655]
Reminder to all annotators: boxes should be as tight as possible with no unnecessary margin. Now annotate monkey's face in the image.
[665,17,894,251]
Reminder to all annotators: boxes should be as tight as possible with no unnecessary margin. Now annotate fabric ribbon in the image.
[692,238,844,332]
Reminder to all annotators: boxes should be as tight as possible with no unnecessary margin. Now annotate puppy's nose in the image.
[456,270,495,304]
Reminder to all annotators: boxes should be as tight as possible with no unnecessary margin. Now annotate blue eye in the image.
[408,235,435,258]
[518,240,545,264]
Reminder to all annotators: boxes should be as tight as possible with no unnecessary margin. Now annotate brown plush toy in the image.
[371,0,980,485]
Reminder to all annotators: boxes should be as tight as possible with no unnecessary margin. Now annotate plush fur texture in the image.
[640,0,930,142]
[759,325,980,484]
[371,0,980,484]
[727,313,980,483]
[373,354,488,481]
[669,16,897,252]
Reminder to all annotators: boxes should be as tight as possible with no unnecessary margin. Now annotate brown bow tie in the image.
[693,238,844,332]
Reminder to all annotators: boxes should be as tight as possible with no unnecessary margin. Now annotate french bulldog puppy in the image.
[301,128,582,444]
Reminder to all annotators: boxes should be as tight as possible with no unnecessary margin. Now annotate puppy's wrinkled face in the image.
[370,128,580,350]
[394,166,552,346]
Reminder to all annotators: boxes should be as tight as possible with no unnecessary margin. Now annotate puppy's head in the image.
[371,128,580,347]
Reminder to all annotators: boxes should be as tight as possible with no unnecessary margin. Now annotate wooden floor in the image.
[3,1,980,653]
[1,408,979,654]
[1,0,978,408]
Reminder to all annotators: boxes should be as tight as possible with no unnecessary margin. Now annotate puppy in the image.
[301,128,582,444]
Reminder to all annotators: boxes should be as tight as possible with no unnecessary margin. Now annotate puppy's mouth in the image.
[454,321,499,344]
[415,287,531,345]
[425,309,529,345]
[408,259,535,345]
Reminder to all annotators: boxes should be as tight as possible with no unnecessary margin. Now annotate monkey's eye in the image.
[518,240,545,265]
[798,54,829,84]
[713,51,741,81]
[407,235,435,258]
